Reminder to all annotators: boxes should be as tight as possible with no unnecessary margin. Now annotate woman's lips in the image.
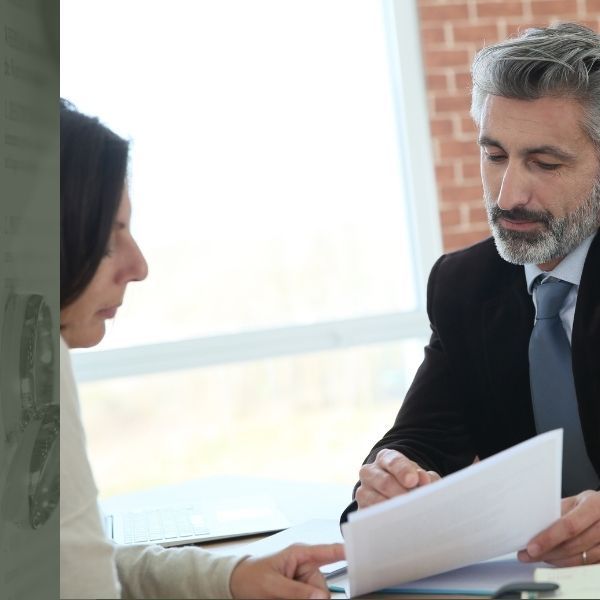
[97,306,118,319]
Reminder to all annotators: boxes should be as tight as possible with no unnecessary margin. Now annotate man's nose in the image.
[496,162,532,211]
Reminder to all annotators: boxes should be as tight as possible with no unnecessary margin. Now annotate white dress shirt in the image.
[524,232,597,344]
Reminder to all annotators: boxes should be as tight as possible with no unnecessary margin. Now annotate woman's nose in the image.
[120,236,148,284]
[130,240,148,282]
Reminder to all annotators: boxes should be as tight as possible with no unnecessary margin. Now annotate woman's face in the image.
[60,188,148,348]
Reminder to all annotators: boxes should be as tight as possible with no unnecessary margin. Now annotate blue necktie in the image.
[529,276,599,496]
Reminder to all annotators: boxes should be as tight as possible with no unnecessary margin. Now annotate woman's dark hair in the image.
[60,98,129,308]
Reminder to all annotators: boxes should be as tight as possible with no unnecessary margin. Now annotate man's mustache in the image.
[489,205,552,227]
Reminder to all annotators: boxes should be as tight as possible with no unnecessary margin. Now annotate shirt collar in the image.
[524,231,598,295]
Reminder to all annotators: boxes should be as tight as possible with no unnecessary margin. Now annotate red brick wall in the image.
[417,0,600,252]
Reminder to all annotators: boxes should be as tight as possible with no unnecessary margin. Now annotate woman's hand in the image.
[229,543,345,599]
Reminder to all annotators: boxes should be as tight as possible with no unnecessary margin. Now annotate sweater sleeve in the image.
[60,337,121,599]
[115,544,247,599]
[61,336,249,599]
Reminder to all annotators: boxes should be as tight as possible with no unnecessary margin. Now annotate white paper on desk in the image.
[220,519,347,575]
[232,519,344,556]
[342,430,562,597]
[534,564,600,599]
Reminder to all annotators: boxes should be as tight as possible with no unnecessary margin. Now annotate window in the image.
[61,0,441,497]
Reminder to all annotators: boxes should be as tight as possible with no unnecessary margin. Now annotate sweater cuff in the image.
[115,543,248,599]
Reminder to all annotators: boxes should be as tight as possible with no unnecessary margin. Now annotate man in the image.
[343,22,600,568]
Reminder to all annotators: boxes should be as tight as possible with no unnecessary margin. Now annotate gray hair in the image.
[470,23,600,149]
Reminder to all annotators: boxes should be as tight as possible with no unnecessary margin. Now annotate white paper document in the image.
[342,430,562,597]
[231,519,347,576]
[232,519,344,557]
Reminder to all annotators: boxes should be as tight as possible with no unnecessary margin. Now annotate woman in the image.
[59,99,343,599]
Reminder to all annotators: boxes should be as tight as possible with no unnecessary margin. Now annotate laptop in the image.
[103,494,290,547]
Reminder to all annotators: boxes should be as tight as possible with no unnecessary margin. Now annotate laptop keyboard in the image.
[108,506,211,544]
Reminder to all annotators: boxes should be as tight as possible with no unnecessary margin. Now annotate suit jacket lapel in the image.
[482,263,536,438]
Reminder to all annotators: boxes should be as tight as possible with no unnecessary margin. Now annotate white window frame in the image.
[72,0,441,383]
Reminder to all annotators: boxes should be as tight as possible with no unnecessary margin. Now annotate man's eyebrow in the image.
[478,135,503,149]
[478,136,576,162]
[523,145,576,162]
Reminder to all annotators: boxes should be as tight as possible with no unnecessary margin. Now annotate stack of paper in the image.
[342,430,562,597]
[327,552,545,596]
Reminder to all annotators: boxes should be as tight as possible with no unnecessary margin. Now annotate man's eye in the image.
[536,161,560,171]
[485,153,505,162]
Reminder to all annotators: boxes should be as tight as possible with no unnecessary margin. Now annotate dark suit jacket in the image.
[341,231,600,522]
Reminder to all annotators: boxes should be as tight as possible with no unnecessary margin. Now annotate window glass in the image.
[79,339,426,497]
[61,0,418,349]
[61,0,432,498]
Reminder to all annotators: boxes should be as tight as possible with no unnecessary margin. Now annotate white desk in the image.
[207,526,491,600]
[101,477,491,599]
[100,475,352,527]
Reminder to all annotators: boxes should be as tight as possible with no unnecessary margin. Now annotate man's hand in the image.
[229,543,345,599]
[518,490,600,567]
[355,448,441,509]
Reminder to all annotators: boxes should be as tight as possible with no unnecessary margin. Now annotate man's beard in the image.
[484,179,600,265]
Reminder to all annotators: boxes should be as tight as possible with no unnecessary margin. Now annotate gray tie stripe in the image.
[529,276,599,496]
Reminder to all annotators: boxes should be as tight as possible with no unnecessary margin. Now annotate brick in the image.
[460,116,478,136]
[454,71,473,93]
[426,73,449,92]
[419,4,469,21]
[440,183,485,203]
[433,93,471,114]
[442,229,491,252]
[476,1,525,18]
[425,49,470,68]
[430,117,454,136]
[505,21,544,38]
[468,204,489,224]
[460,160,482,180]
[504,17,594,39]
[531,0,578,16]
[439,139,480,160]
[438,201,459,212]
[576,19,600,29]
[441,207,462,227]
[452,23,500,44]
[588,0,600,11]
[421,25,446,45]
[435,163,456,184]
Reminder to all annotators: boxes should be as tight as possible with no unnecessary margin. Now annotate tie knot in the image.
[534,277,573,319]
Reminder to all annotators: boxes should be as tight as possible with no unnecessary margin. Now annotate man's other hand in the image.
[518,490,600,566]
[355,448,441,509]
